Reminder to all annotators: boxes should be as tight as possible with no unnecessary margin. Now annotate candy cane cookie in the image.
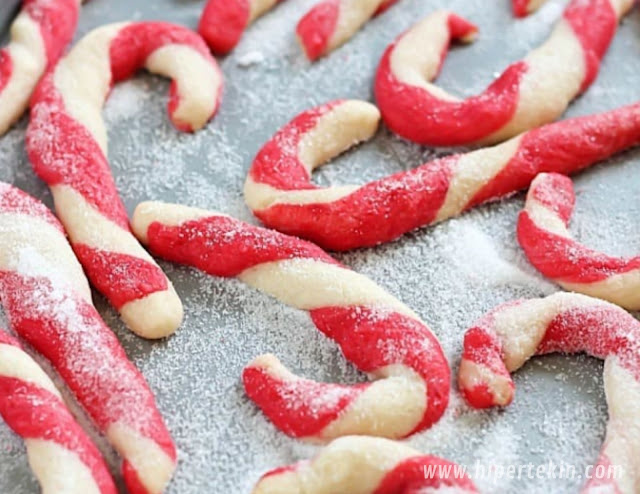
[244,99,640,251]
[198,0,286,55]
[518,173,640,311]
[131,201,450,441]
[374,0,634,146]
[252,436,477,493]
[0,331,117,494]
[0,183,177,494]
[26,22,224,339]
[513,0,548,17]
[0,0,83,136]
[297,0,400,61]
[459,292,640,492]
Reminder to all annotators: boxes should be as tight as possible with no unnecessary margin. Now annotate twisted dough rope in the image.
[458,292,640,492]
[297,0,400,61]
[26,22,224,339]
[374,0,634,146]
[252,436,477,493]
[244,99,640,251]
[0,330,116,494]
[0,0,82,136]
[518,173,640,310]
[131,201,450,441]
[513,0,548,17]
[199,0,286,55]
[0,183,176,494]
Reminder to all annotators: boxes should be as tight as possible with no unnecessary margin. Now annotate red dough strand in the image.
[518,173,640,310]
[27,21,224,339]
[198,0,286,55]
[297,0,401,61]
[244,99,640,251]
[374,1,632,146]
[131,201,450,441]
[458,292,640,492]
[252,436,478,493]
[0,183,176,494]
[512,0,548,17]
[0,331,116,493]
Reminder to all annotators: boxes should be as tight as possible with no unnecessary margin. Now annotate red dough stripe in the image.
[198,0,286,55]
[145,215,339,277]
[296,0,340,61]
[374,456,477,494]
[0,184,176,494]
[297,0,401,61]
[512,0,547,17]
[518,173,640,310]
[458,293,640,492]
[374,1,630,146]
[0,0,81,135]
[564,0,617,90]
[73,245,169,309]
[245,100,640,251]
[0,332,116,494]
[27,21,224,339]
[311,306,449,435]
[242,366,367,438]
[132,202,450,441]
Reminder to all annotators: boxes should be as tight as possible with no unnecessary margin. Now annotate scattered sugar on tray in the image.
[236,50,265,68]
[103,79,153,122]
[442,219,557,293]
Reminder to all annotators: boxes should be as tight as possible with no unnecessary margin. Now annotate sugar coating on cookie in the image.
[459,292,640,492]
[0,183,177,494]
[375,1,633,146]
[519,173,640,310]
[131,200,451,441]
[27,21,225,339]
[244,99,640,251]
[0,0,82,136]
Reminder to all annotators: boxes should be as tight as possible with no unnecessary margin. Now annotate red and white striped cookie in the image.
[199,0,286,55]
[513,0,548,17]
[27,22,224,339]
[518,173,640,310]
[252,436,477,493]
[0,183,177,494]
[374,0,634,146]
[0,330,116,494]
[297,0,400,61]
[131,201,450,441]
[458,292,640,493]
[0,0,82,136]
[244,99,640,251]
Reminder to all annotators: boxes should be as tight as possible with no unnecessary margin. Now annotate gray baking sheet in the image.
[0,0,639,492]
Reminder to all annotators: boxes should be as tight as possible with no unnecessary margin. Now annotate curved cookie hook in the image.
[27,21,224,339]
